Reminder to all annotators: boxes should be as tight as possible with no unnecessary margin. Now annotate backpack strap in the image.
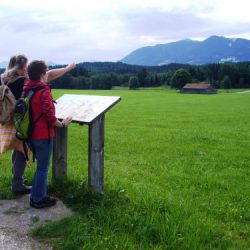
[26,85,46,97]
[7,76,26,87]
[0,74,4,85]
[22,141,29,162]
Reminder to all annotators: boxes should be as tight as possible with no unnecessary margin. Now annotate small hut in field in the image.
[182,83,217,94]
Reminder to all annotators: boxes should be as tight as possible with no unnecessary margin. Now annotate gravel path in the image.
[0,195,73,250]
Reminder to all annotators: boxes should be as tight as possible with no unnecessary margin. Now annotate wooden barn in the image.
[182,83,217,94]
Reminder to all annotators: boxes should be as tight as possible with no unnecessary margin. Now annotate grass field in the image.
[0,88,249,249]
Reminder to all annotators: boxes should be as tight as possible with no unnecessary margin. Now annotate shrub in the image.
[129,76,139,89]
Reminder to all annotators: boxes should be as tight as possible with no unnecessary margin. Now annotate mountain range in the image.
[120,35,250,66]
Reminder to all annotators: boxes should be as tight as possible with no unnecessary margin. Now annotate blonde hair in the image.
[2,55,28,85]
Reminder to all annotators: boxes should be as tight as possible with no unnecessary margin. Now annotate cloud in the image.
[121,10,210,39]
[0,0,250,63]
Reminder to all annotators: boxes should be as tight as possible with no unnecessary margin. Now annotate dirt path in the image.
[0,195,73,250]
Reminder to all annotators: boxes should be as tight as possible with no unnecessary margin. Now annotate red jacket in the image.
[23,80,57,140]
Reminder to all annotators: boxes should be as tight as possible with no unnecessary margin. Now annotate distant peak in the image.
[205,35,225,41]
[178,38,195,43]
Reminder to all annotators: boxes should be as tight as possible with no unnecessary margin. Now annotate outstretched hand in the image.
[46,63,76,82]
[66,63,76,72]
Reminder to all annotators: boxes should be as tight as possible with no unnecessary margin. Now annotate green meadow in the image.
[0,88,249,249]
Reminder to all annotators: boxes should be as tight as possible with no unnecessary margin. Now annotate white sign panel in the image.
[55,94,121,124]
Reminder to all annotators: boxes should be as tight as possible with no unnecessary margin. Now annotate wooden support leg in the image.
[88,115,105,192]
[52,126,68,179]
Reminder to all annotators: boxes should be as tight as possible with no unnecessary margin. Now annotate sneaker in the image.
[30,196,57,209]
[12,185,32,195]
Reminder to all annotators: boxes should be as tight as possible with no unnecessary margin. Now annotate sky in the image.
[0,0,250,64]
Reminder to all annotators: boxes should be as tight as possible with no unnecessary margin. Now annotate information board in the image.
[55,94,121,124]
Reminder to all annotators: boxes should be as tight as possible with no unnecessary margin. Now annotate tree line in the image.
[1,61,250,89]
[50,61,250,90]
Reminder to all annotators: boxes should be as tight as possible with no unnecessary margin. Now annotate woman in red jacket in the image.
[24,60,73,208]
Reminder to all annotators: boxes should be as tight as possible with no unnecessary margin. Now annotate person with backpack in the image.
[0,54,75,195]
[24,60,73,208]
[1,55,31,194]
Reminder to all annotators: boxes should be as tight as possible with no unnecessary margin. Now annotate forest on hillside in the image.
[1,61,250,90]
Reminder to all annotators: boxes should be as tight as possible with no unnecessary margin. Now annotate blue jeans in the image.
[29,139,53,203]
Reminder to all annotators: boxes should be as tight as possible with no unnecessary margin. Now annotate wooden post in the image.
[88,115,105,192]
[52,126,68,179]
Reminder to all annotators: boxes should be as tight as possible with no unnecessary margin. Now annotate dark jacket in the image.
[8,77,26,100]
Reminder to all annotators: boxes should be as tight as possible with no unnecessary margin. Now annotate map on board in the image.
[55,94,121,124]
